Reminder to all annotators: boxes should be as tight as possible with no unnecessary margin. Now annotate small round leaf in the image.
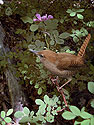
[35,99,44,105]
[4,117,11,123]
[62,111,76,120]
[30,24,38,31]
[88,82,94,94]
[1,111,5,118]
[77,14,84,19]
[70,106,80,116]
[23,107,30,116]
[6,109,13,116]
[14,111,24,118]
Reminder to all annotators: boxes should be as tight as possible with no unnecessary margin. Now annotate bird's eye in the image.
[39,54,44,58]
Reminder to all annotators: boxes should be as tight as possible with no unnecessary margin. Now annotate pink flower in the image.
[33,14,53,22]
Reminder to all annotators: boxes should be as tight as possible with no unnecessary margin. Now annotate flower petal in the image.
[48,15,53,19]
[41,14,48,21]
[36,14,41,21]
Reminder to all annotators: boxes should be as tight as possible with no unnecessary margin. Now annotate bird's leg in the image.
[59,78,72,90]
[50,76,68,107]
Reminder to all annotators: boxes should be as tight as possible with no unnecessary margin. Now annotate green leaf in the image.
[59,32,70,39]
[76,9,84,12]
[39,105,46,115]
[77,14,83,19]
[30,24,38,31]
[6,109,13,116]
[14,111,24,118]
[80,111,92,119]
[30,80,33,85]
[30,111,34,117]
[90,99,94,108]
[50,40,55,45]
[5,7,12,16]
[34,83,39,88]
[38,87,42,95]
[44,95,50,104]
[88,82,94,94]
[70,12,76,17]
[21,16,33,24]
[19,116,30,123]
[74,121,81,125]
[4,117,12,123]
[35,99,44,105]
[81,119,90,125]
[1,111,5,118]
[23,107,30,116]
[70,106,81,116]
[73,36,79,43]
[47,106,51,112]
[1,121,6,125]
[91,117,94,125]
[62,111,76,120]
[66,9,73,13]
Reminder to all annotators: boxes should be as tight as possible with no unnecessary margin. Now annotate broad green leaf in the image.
[70,12,76,17]
[35,99,44,105]
[19,116,30,123]
[4,117,12,123]
[44,95,50,104]
[81,119,90,125]
[38,87,42,95]
[6,109,13,116]
[80,111,92,119]
[62,111,76,120]
[59,32,70,39]
[70,106,81,116]
[88,82,94,94]
[1,111,5,118]
[23,107,30,116]
[77,14,83,19]
[30,24,38,31]
[21,16,33,24]
[14,111,24,118]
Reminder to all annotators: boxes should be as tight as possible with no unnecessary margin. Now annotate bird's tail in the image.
[77,34,91,57]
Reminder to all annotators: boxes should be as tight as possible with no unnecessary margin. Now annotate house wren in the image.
[29,34,91,89]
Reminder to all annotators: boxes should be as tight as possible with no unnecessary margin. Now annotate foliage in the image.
[62,106,94,125]
[0,0,94,125]
[0,109,13,125]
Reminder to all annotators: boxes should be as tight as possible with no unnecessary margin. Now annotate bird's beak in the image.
[29,48,38,55]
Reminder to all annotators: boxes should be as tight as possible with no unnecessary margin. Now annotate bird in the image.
[29,34,91,90]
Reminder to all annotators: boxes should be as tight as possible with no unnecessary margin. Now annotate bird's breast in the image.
[41,59,75,78]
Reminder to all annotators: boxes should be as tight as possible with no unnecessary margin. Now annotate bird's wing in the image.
[56,53,84,70]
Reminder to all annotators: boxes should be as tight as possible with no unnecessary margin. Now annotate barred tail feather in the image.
[77,34,91,57]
